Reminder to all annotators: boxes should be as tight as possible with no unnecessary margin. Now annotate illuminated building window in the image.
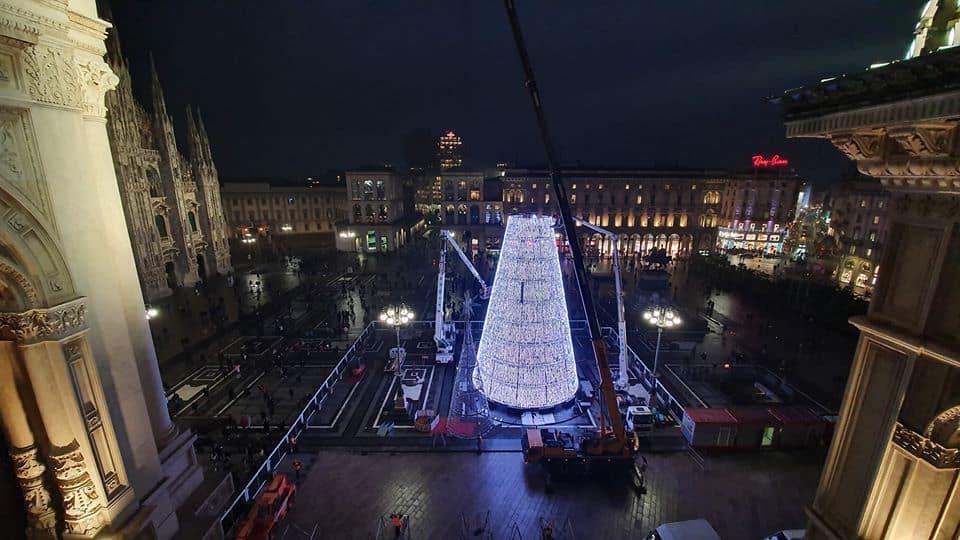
[598,184,604,190]
[849,245,856,255]
[860,199,867,208]
[873,216,880,225]
[544,193,550,204]
[470,190,481,201]
[636,194,642,205]
[532,184,537,189]
[614,214,622,227]
[570,194,576,204]
[866,248,873,257]
[625,184,630,190]
[571,183,576,189]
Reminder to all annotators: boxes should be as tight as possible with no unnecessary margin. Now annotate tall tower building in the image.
[104,28,232,301]
[438,130,464,170]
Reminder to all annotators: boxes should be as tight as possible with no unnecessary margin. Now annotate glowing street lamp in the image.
[145,306,159,320]
[642,306,681,407]
[380,305,414,372]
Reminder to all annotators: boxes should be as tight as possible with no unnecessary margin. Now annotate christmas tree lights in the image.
[475,214,579,409]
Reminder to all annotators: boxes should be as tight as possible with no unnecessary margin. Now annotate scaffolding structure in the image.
[446,319,496,439]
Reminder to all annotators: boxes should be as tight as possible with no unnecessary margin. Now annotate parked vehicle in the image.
[235,473,296,540]
[625,406,655,437]
[763,530,805,540]
[646,519,721,540]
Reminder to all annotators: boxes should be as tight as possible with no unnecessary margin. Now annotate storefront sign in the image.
[752,154,789,168]
[718,230,745,241]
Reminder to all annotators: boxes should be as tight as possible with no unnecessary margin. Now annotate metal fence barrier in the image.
[216,318,692,537]
[217,321,377,538]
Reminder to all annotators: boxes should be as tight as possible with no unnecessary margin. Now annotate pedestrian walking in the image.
[476,435,483,455]
[292,458,302,481]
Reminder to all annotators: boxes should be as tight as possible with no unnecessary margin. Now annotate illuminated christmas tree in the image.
[475,214,579,409]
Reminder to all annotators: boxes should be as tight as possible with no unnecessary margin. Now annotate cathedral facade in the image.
[104,38,231,301]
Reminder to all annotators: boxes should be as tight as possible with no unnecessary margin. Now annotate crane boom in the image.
[504,0,627,452]
[434,230,489,361]
[573,218,629,389]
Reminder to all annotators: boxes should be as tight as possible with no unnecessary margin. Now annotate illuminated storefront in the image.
[716,228,784,254]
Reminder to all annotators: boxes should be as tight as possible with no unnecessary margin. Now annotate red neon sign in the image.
[752,154,789,168]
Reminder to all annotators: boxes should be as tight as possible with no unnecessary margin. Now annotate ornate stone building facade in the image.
[335,169,422,253]
[0,1,201,538]
[824,176,890,296]
[221,179,347,238]
[775,2,960,538]
[104,30,231,300]
[441,168,799,258]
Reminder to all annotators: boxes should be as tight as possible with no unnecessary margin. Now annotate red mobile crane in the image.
[504,0,640,475]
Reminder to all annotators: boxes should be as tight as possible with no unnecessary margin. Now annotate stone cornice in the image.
[0,296,87,343]
[785,91,960,139]
[849,316,960,368]
[776,47,960,122]
[892,422,960,469]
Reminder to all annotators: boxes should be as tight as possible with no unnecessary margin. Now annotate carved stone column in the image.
[0,341,56,537]
[0,298,135,537]
[47,440,103,537]
[10,445,57,535]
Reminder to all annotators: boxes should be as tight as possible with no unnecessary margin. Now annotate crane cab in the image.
[626,406,655,437]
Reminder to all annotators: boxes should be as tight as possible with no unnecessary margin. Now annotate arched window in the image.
[353,204,361,220]
[470,205,480,225]
[188,211,198,232]
[147,168,162,198]
[703,191,720,205]
[378,204,388,221]
[445,204,455,223]
[457,204,468,225]
[155,215,168,238]
[365,204,374,222]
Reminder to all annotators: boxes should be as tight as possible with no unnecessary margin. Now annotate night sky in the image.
[111,1,920,182]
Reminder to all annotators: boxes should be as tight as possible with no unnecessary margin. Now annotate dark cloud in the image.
[111,1,921,182]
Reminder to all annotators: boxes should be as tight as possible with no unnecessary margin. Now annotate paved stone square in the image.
[284,449,821,539]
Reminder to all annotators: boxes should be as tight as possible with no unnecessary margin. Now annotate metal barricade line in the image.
[218,321,377,536]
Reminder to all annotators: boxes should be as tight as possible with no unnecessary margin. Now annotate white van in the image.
[645,519,722,540]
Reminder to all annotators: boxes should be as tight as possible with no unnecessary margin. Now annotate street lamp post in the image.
[380,305,414,373]
[642,305,681,408]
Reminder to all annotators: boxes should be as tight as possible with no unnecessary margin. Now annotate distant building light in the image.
[752,154,789,168]
[869,62,890,70]
[281,224,293,232]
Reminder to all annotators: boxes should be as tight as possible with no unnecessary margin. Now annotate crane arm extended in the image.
[573,218,629,389]
[504,0,627,449]
[442,230,489,299]
[435,230,489,351]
